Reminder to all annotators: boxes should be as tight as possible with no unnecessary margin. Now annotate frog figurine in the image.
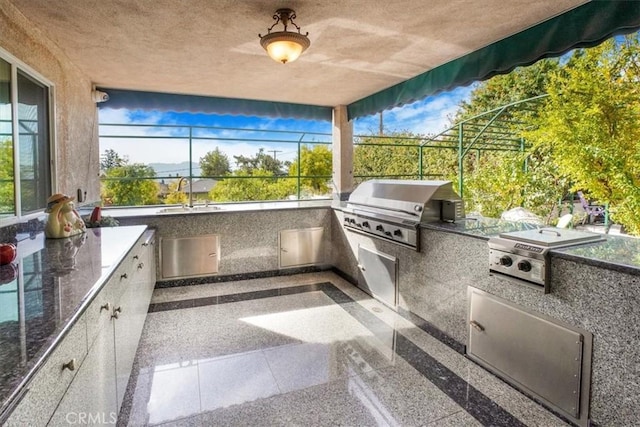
[44,193,86,239]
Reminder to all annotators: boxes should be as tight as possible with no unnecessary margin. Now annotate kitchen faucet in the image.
[175,177,194,207]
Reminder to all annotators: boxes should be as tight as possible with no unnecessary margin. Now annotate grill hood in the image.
[343,180,464,250]
[347,179,464,223]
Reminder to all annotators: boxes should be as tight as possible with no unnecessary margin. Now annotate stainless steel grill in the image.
[488,228,605,292]
[343,179,464,250]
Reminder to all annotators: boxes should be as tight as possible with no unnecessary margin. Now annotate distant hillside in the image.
[149,162,201,177]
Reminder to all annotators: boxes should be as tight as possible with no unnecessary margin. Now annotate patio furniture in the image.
[577,191,606,224]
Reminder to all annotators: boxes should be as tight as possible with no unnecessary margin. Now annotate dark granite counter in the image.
[0,225,147,416]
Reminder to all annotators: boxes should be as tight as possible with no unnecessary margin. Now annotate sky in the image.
[97,85,474,169]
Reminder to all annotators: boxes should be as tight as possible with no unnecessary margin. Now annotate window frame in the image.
[0,46,56,226]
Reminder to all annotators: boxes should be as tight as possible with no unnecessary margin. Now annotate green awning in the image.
[98,88,333,122]
[347,1,640,120]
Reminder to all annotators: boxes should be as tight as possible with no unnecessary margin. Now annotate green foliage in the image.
[287,145,332,194]
[353,132,422,181]
[200,147,231,177]
[101,164,159,206]
[526,36,640,234]
[209,145,332,202]
[0,139,15,215]
[100,148,127,171]
[209,169,289,201]
[354,132,459,183]
[234,148,284,175]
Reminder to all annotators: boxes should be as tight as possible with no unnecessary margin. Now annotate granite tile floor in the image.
[118,272,571,427]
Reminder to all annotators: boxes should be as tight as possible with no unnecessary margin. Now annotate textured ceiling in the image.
[9,0,587,107]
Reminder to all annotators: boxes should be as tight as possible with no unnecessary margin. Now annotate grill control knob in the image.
[376,225,385,232]
[517,260,532,272]
[385,231,392,236]
[393,229,402,237]
[350,218,356,224]
[362,221,370,228]
[499,256,513,267]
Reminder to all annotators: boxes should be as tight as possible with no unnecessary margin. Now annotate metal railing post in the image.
[458,123,464,198]
[418,145,423,180]
[188,126,194,207]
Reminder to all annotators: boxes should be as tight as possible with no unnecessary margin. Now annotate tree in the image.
[0,139,14,214]
[200,147,231,177]
[527,36,640,234]
[442,58,571,218]
[234,148,284,175]
[287,144,332,194]
[100,149,127,171]
[101,164,159,206]
[209,169,289,202]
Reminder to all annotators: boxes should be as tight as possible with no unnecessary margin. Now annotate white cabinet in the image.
[115,230,155,409]
[3,320,87,427]
[3,230,156,426]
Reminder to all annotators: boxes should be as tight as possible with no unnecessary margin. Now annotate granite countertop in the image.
[92,199,333,218]
[424,217,640,275]
[0,225,147,416]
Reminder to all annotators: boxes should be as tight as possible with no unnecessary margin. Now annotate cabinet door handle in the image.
[280,248,288,253]
[469,320,485,332]
[62,358,77,372]
[137,263,144,270]
[120,273,128,280]
[142,242,149,247]
[357,264,365,271]
[133,255,139,260]
[100,302,111,312]
[111,306,122,319]
[208,253,217,257]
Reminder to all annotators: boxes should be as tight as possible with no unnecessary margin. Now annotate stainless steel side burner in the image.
[488,228,605,292]
[343,180,464,251]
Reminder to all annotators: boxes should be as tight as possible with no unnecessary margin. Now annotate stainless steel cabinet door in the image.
[279,227,324,268]
[467,288,591,425]
[160,235,219,279]
[357,246,397,308]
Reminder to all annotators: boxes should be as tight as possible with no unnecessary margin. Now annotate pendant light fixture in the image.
[259,9,310,64]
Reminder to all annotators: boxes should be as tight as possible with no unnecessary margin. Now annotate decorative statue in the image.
[44,193,86,239]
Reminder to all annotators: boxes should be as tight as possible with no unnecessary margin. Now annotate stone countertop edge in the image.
[94,200,333,218]
[550,248,640,277]
[333,204,640,277]
[0,225,148,420]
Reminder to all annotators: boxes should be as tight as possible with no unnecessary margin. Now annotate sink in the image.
[191,206,221,212]
[157,206,221,214]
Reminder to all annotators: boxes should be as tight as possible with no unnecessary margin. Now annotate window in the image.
[0,52,53,222]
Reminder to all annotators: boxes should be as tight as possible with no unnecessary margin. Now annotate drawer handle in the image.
[62,358,77,372]
[137,262,144,270]
[280,248,288,253]
[100,302,111,312]
[120,273,128,280]
[357,264,365,271]
[133,255,139,260]
[469,320,485,332]
[142,242,149,247]
[208,253,217,257]
[111,306,122,319]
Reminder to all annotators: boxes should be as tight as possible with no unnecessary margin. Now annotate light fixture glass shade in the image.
[260,32,310,64]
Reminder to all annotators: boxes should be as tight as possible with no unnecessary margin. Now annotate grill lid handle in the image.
[538,229,561,237]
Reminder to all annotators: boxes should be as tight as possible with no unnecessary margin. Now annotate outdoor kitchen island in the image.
[110,200,639,426]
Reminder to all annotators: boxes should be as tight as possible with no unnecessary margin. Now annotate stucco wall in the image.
[0,0,100,205]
